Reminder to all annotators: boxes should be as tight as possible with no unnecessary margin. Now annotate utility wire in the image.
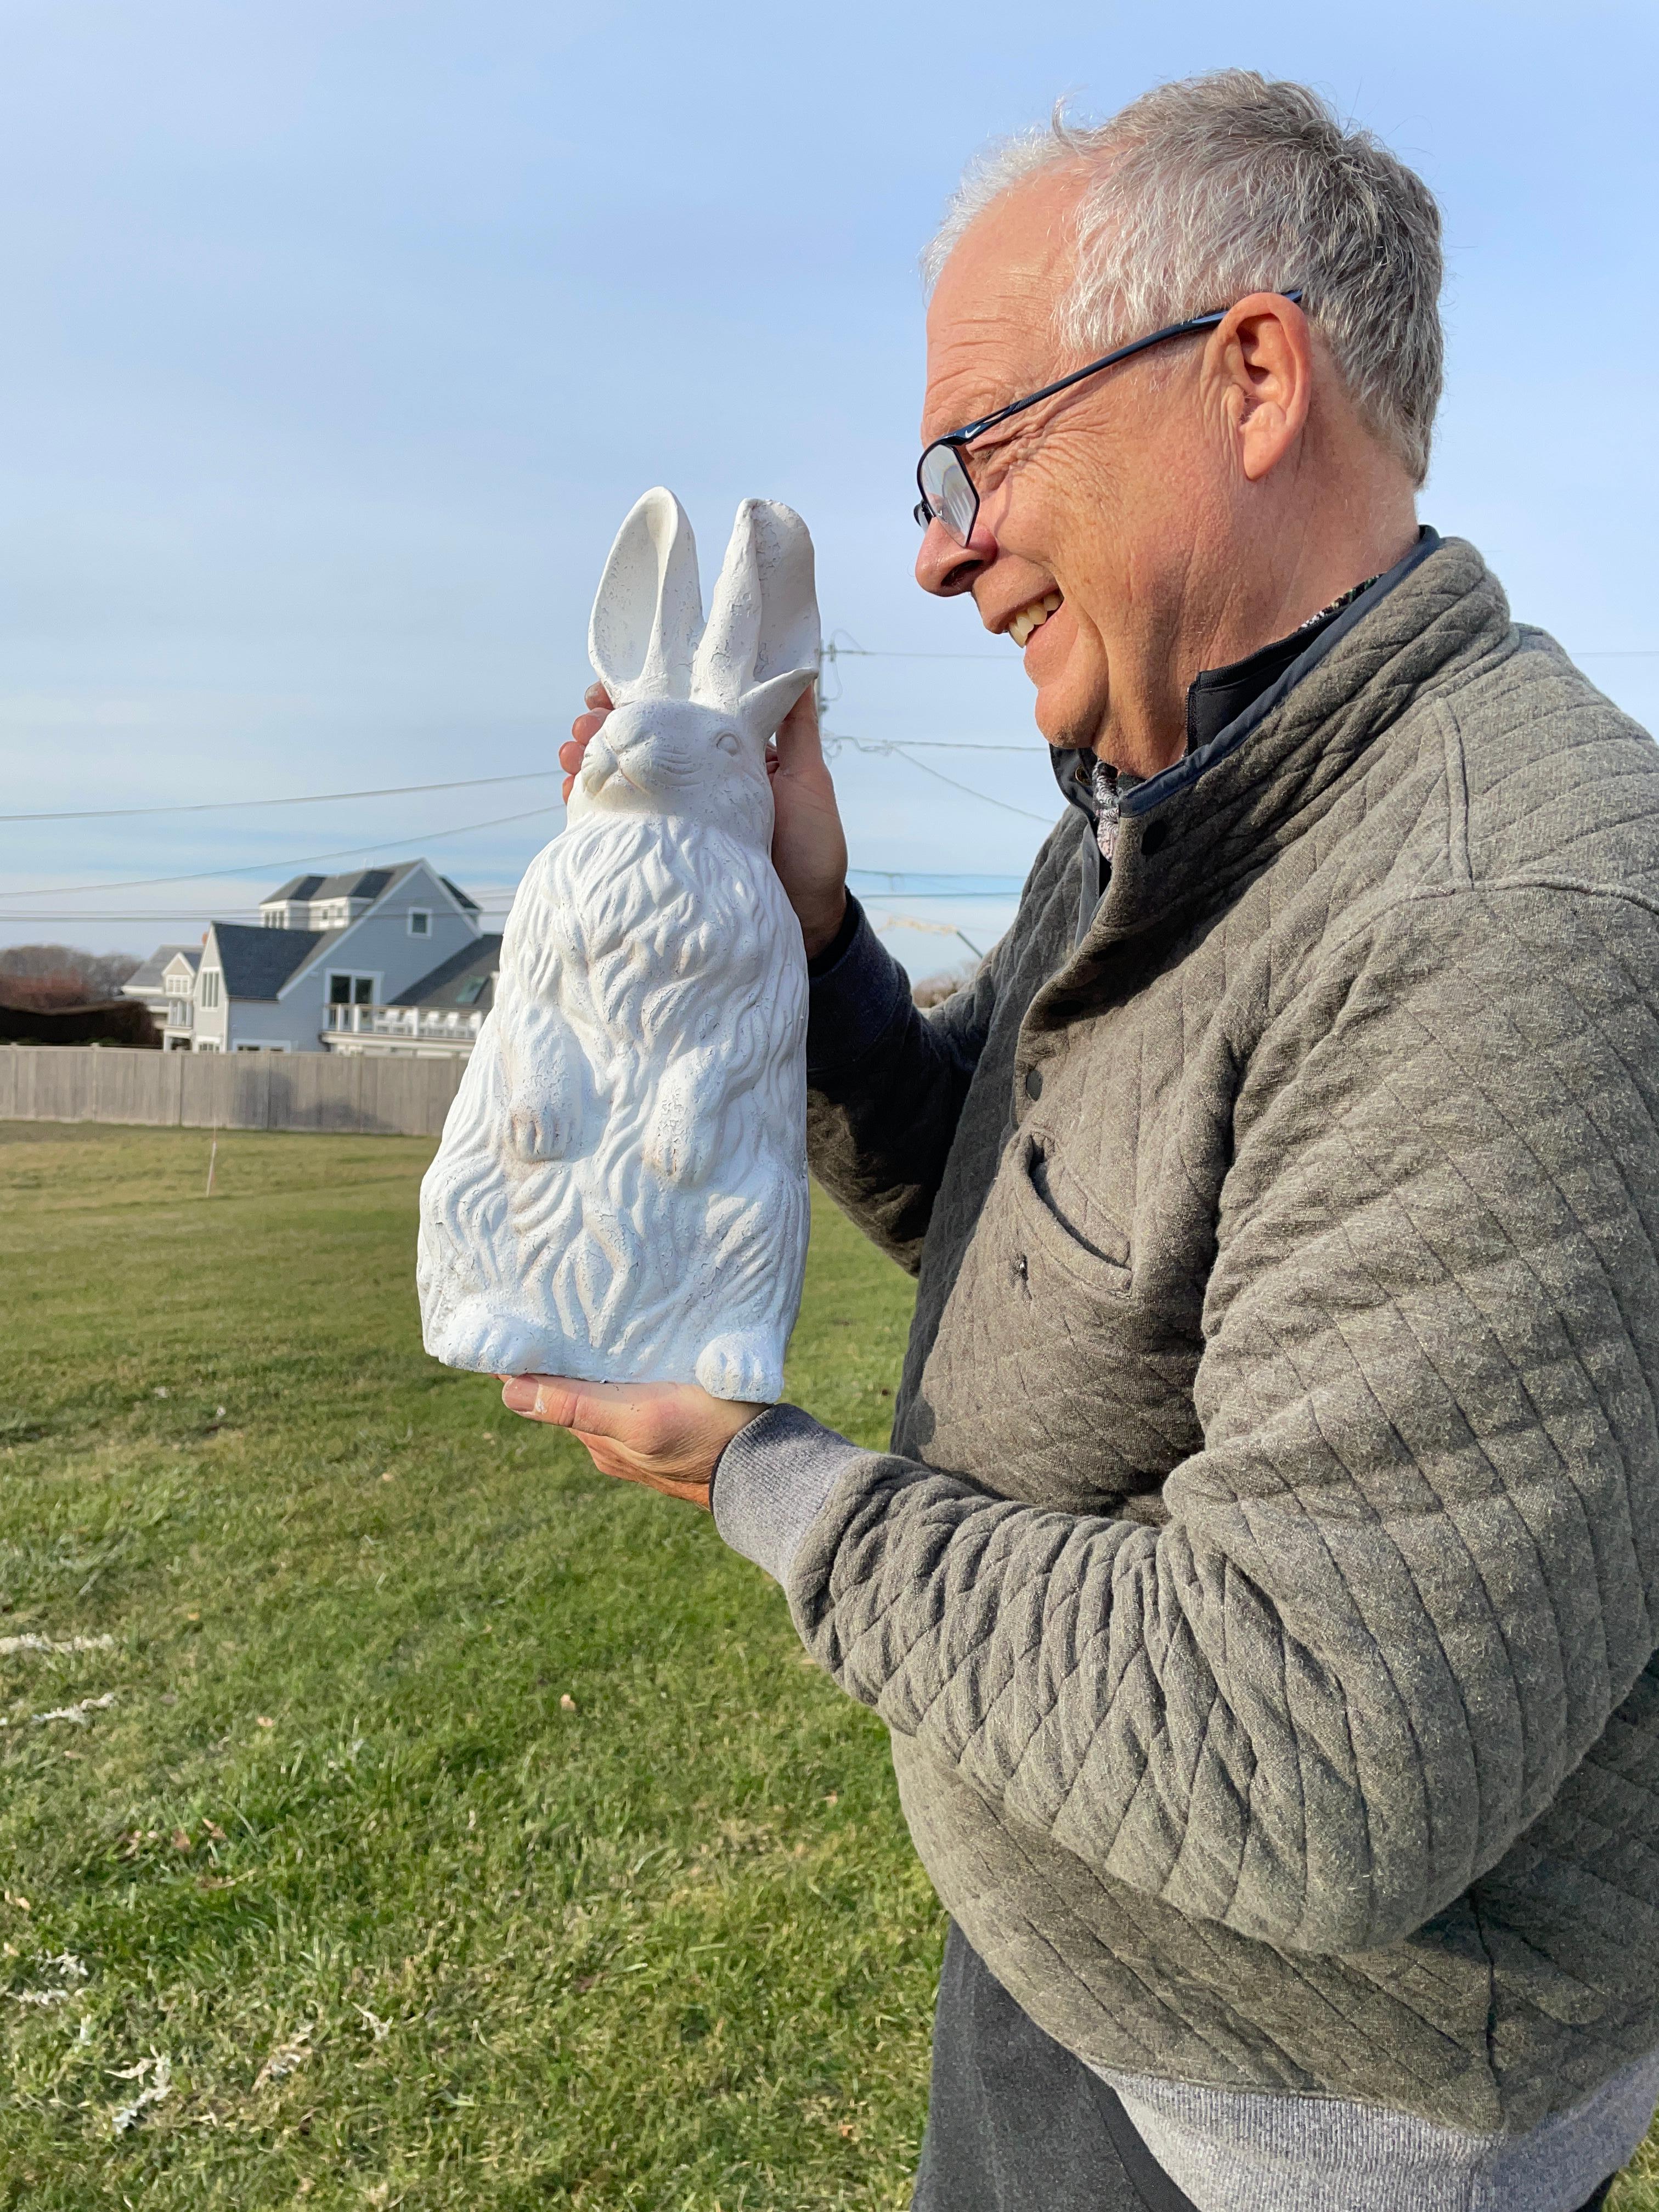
[10,642,1651,828]
[0,805,566,901]
[831,636,1659,663]
[887,746,1055,823]
[1,870,1032,924]
[828,640,1011,664]
[824,730,1056,824]
[3,737,1040,825]
[0,769,563,826]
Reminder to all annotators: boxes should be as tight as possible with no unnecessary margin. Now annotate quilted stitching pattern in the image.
[800,539,1659,2132]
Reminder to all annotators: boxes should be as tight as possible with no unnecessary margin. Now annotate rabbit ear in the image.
[692,499,820,737]
[588,487,704,703]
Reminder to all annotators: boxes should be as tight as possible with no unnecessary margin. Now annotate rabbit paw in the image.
[643,1054,721,1188]
[509,1102,571,1161]
[695,1333,778,1404]
[436,1299,549,1378]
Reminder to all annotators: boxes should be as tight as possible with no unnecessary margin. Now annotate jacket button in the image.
[1024,1067,1043,1100]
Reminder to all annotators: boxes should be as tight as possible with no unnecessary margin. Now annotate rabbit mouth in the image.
[583,752,648,800]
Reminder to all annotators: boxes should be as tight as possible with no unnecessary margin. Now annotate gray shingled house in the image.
[121,945,202,1051]
[320,934,503,1059]
[161,862,483,1053]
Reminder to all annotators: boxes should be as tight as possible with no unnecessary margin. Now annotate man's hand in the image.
[499,1373,764,1510]
[562,681,850,959]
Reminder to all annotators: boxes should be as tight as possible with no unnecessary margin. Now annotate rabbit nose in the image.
[580,734,617,791]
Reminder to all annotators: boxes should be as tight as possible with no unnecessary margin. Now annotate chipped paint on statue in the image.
[416,488,818,1402]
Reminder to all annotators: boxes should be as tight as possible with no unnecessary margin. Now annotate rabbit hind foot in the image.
[431,1299,573,1381]
[695,1332,782,1406]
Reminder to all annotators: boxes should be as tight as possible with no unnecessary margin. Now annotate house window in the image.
[199,969,221,1009]
[408,909,431,938]
[328,973,375,1006]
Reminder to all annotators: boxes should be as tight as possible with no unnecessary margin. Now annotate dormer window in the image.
[408,909,431,938]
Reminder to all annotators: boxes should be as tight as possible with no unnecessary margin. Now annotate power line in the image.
[830,634,1659,664]
[0,769,563,826]
[827,638,1011,665]
[0,869,1030,924]
[1,738,1042,827]
[824,730,1056,823]
[0,805,566,901]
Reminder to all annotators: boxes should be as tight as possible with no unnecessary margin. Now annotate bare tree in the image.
[0,944,140,1008]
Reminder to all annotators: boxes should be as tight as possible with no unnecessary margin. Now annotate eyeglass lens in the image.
[918,444,979,546]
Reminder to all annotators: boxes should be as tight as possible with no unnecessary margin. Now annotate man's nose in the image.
[915,512,997,598]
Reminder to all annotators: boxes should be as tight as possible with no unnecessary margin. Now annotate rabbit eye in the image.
[715,731,741,757]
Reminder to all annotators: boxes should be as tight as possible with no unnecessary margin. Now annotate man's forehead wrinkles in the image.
[919,179,1079,446]
[922,312,1058,442]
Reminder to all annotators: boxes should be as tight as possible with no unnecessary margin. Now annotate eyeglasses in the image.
[913,291,1304,547]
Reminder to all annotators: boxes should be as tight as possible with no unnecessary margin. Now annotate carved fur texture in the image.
[417,489,817,1401]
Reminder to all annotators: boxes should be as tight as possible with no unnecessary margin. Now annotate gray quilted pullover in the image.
[713,534,1659,2155]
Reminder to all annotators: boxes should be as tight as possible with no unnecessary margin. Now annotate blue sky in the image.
[2,0,1655,974]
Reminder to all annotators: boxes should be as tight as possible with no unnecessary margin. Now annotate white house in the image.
[121,944,202,1051]
[151,861,483,1053]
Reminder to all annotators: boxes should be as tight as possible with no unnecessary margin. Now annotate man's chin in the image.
[1033,681,1110,756]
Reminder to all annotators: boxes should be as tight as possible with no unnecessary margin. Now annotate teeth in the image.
[1008,591,1063,648]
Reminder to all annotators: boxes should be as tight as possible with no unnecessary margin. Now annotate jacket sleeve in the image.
[716,886,1659,1954]
[802,897,1012,1273]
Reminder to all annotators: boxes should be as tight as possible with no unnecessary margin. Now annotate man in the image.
[509,71,1659,2212]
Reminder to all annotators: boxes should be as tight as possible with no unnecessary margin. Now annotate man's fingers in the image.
[770,684,823,772]
[584,681,612,712]
[501,1374,686,1453]
[502,1375,628,1436]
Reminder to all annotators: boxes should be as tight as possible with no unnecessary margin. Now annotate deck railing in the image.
[321,1003,486,1046]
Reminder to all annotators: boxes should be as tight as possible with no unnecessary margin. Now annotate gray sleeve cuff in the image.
[711,1403,866,1585]
[806,897,912,1081]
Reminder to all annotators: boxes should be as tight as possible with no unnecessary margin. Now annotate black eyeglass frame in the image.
[912,290,1305,544]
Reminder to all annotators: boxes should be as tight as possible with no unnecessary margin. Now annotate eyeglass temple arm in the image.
[945,289,1305,449]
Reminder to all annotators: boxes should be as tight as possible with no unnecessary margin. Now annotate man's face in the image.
[916,170,1227,771]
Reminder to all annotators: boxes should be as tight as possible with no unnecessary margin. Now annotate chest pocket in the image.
[917,1129,1203,1514]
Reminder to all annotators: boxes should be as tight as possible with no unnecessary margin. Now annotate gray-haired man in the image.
[521,71,1659,2211]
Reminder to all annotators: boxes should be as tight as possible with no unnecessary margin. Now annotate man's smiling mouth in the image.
[1007,591,1062,647]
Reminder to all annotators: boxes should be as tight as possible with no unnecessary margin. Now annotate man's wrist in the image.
[799,888,849,964]
[710,1403,866,1585]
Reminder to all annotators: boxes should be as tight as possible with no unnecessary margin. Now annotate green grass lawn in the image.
[3,1119,1656,2212]
[0,1122,936,2209]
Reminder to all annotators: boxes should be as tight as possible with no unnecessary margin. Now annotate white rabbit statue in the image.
[416,487,819,1403]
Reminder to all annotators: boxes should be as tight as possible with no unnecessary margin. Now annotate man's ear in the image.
[1211,294,1314,483]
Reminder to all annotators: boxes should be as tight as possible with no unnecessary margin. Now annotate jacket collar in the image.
[1050,528,1441,832]
[1027,534,1516,1020]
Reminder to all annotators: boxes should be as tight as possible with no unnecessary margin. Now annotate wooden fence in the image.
[0,1047,465,1138]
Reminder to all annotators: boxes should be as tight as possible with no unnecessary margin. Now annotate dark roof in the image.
[259,861,478,913]
[261,864,411,907]
[210,923,331,1000]
[393,934,503,1011]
